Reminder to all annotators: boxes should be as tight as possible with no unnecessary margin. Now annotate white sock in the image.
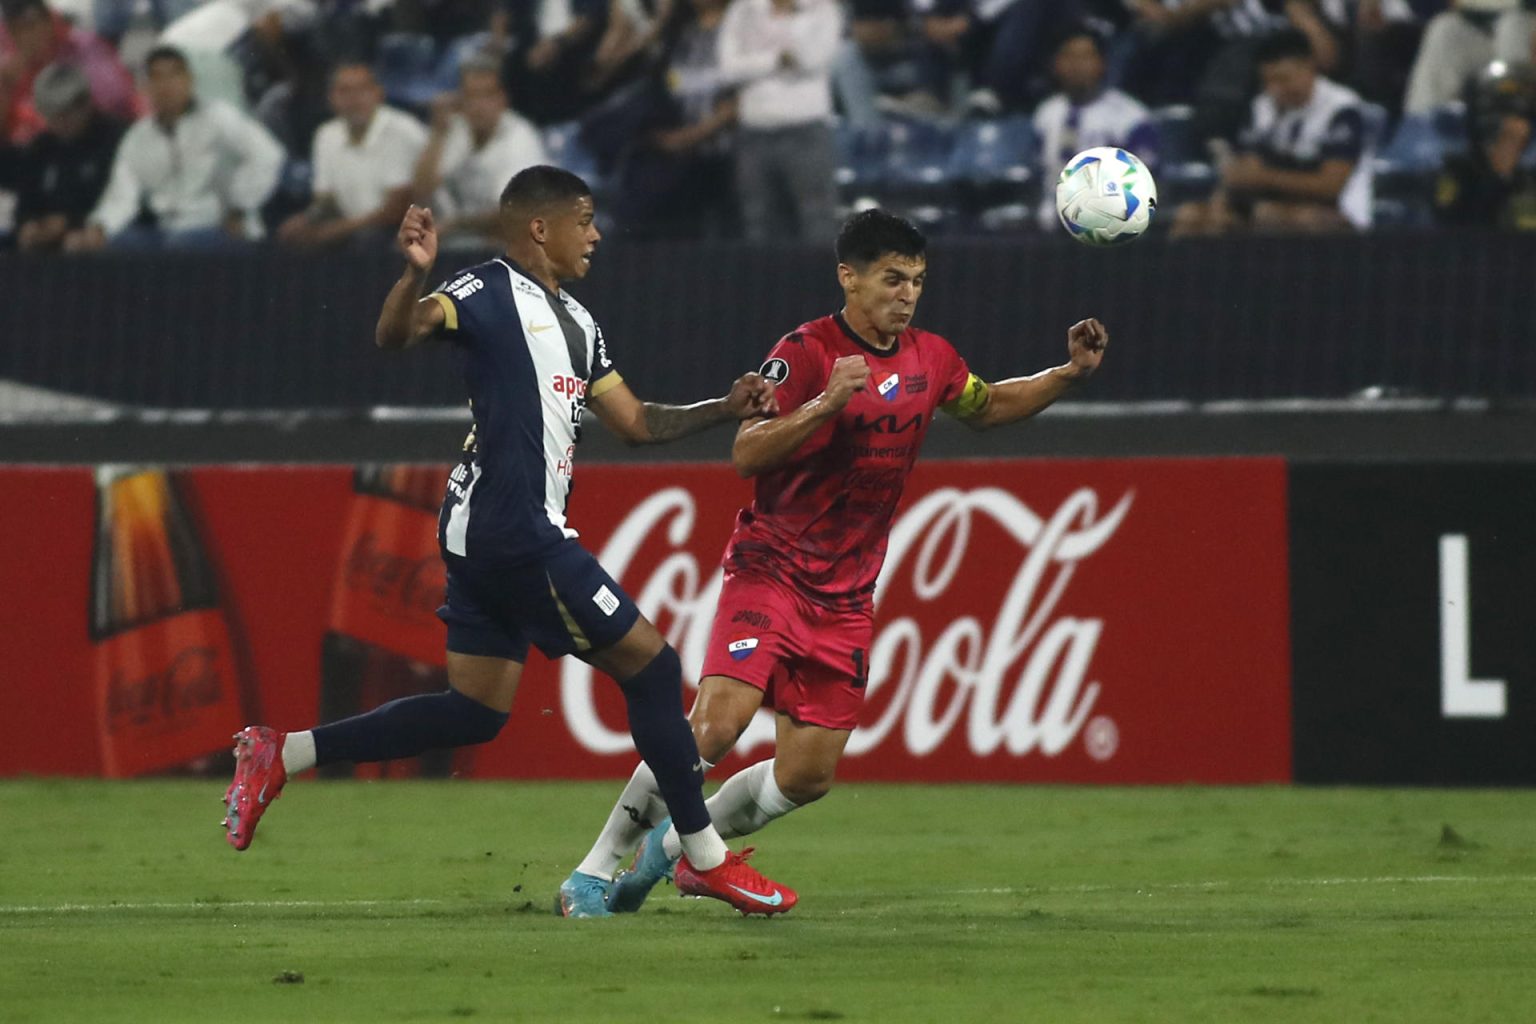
[675,826,729,871]
[662,758,800,860]
[574,761,672,881]
[281,731,316,776]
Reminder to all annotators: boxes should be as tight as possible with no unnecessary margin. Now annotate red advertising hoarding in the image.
[0,459,1291,783]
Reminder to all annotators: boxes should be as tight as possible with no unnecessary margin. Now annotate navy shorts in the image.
[436,539,642,663]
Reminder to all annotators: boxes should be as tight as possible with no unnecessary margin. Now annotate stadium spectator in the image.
[0,0,139,145]
[1034,23,1158,230]
[277,61,427,248]
[68,45,284,250]
[13,60,123,251]
[1120,0,1343,145]
[1403,0,1535,113]
[719,0,842,243]
[92,0,202,47]
[914,0,1094,113]
[1172,28,1373,235]
[411,58,545,247]
[610,0,739,237]
[502,0,611,124]
[834,0,948,126]
[1352,0,1438,117]
[1436,58,1536,227]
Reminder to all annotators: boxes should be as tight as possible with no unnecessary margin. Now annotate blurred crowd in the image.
[3,0,1535,254]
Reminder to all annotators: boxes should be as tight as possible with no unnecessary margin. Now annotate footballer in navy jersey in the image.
[223,167,801,920]
[568,209,1110,908]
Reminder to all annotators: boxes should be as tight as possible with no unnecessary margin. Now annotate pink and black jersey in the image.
[723,313,974,609]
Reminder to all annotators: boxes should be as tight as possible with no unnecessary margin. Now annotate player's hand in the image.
[1221,153,1268,191]
[726,372,779,419]
[1065,318,1108,380]
[818,354,870,412]
[398,205,438,272]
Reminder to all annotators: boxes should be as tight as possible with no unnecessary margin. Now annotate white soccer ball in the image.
[1055,147,1157,247]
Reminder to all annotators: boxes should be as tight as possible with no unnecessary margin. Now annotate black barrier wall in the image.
[3,232,1534,409]
[1290,463,1536,785]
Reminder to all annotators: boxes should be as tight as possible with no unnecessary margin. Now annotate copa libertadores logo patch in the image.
[760,358,790,385]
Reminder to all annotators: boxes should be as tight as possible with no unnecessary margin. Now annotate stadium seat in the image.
[1150,105,1200,165]
[835,120,893,194]
[542,122,605,190]
[947,116,1036,188]
[1375,114,1442,176]
[881,116,956,192]
[431,33,494,96]
[375,33,439,109]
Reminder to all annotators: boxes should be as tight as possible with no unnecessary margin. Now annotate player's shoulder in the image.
[782,314,842,350]
[907,323,960,356]
[1101,88,1149,120]
[434,259,508,306]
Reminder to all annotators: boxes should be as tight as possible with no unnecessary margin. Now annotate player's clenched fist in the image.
[819,354,870,412]
[398,205,438,271]
[727,372,780,419]
[1065,317,1108,380]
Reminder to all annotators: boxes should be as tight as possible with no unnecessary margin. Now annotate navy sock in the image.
[312,688,508,766]
[619,646,711,836]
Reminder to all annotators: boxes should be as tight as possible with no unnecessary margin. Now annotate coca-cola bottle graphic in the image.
[320,463,456,779]
[90,467,250,778]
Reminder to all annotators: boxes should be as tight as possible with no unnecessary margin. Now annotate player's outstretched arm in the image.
[733,354,869,477]
[587,373,778,446]
[376,205,446,350]
[953,318,1108,430]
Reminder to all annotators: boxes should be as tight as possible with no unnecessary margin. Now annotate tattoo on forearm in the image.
[642,400,729,442]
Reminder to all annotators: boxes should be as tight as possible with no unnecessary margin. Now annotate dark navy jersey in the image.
[424,257,622,563]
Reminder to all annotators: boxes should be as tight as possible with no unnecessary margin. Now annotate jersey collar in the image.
[834,311,901,357]
[497,256,564,301]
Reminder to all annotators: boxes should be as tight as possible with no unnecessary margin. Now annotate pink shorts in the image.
[700,572,873,731]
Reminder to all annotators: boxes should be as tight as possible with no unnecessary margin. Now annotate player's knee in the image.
[448,688,511,745]
[620,644,682,696]
[775,765,834,806]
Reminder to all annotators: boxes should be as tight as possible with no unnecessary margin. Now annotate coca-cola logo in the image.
[107,646,224,733]
[560,485,1132,762]
[344,531,444,619]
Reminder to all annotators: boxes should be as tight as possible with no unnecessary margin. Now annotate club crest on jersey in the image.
[760,358,790,385]
[727,634,759,661]
[877,373,901,402]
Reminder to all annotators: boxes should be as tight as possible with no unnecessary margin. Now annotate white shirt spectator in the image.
[1241,75,1374,228]
[432,110,547,221]
[718,0,843,130]
[90,99,283,236]
[312,105,428,220]
[1034,88,1156,229]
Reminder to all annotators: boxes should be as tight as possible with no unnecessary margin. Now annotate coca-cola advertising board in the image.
[0,458,1291,783]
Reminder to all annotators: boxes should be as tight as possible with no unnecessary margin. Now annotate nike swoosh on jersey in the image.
[728,884,784,906]
[529,322,556,332]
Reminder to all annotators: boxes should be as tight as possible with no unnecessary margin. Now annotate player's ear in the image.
[836,262,857,292]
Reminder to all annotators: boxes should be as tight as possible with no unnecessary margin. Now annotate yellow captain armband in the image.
[940,373,991,420]
[424,292,458,331]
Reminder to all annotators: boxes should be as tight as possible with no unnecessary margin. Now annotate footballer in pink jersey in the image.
[562,209,1108,914]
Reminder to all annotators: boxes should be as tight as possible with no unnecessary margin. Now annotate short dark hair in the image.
[328,59,375,85]
[459,57,503,86]
[0,0,48,23]
[144,44,191,73]
[1052,19,1108,58]
[500,165,592,211]
[836,209,927,268]
[1255,28,1313,67]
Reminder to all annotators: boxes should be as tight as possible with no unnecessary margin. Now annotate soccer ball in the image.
[1055,147,1157,247]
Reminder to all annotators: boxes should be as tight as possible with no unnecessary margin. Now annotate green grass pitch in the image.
[3,780,1535,1023]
